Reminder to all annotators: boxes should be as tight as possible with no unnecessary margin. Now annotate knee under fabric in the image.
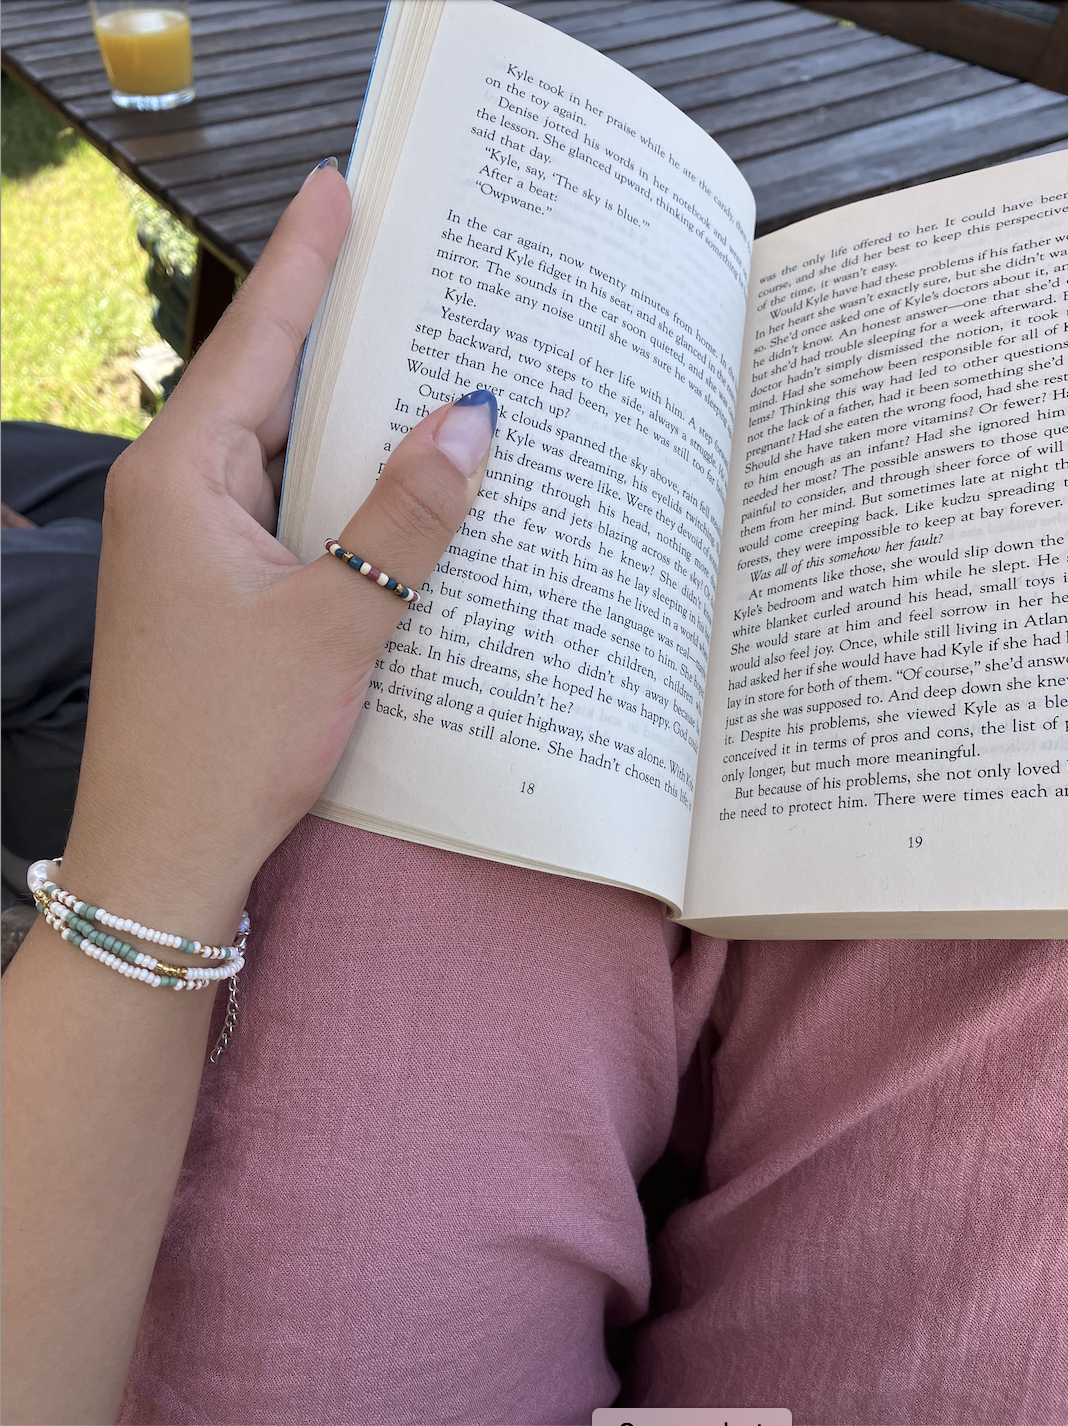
[119,816,1067,1425]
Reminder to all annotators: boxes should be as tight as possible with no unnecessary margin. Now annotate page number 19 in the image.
[909,835,923,849]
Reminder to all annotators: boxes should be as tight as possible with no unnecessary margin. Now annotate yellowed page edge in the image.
[682,908,1068,939]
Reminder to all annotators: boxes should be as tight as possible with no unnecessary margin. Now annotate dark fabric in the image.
[1,422,128,859]
[1,420,125,524]
[3,520,102,731]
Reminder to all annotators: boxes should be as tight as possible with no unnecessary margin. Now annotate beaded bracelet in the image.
[27,861,242,961]
[39,898,243,987]
[27,860,249,1058]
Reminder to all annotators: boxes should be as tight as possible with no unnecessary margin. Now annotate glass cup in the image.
[89,0,195,110]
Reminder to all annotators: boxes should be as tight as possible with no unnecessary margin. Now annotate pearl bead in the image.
[26,860,57,892]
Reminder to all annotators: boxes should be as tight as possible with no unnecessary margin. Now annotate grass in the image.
[1,76,173,439]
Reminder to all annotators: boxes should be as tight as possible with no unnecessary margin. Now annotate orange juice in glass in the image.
[89,1,194,110]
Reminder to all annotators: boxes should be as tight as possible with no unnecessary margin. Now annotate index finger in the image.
[173,163,351,435]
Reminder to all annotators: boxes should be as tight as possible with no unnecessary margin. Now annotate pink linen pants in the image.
[119,817,1068,1425]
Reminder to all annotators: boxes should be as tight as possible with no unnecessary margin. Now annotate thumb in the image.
[298,389,497,659]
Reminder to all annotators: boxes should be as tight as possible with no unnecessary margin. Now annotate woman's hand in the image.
[61,161,494,943]
[1,161,495,1426]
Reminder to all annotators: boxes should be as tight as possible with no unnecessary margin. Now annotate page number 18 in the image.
[909,835,923,849]
[521,782,536,795]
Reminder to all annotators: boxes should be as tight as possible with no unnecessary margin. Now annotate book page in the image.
[686,155,1067,936]
[280,1,753,911]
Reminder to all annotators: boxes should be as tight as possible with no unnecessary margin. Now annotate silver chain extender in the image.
[209,975,240,1062]
[210,912,249,1063]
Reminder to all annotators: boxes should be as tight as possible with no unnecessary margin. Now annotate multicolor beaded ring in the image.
[325,540,419,602]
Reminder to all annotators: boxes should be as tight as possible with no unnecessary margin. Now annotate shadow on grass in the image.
[1,75,81,179]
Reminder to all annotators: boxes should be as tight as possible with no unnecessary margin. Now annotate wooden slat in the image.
[0,1,93,27]
[170,160,316,220]
[236,237,269,267]
[2,0,362,46]
[112,97,364,168]
[623,4,837,67]
[650,32,919,110]
[750,102,1068,229]
[509,1,641,22]
[12,6,386,71]
[587,4,827,67]
[687,49,963,134]
[182,156,353,269]
[802,0,1068,93]
[521,0,719,38]
[4,0,1067,280]
[194,194,309,244]
[557,0,789,49]
[2,1,87,10]
[1011,134,1068,156]
[739,80,1064,186]
[1035,4,1068,91]
[45,37,379,101]
[632,16,873,94]
[705,60,1015,162]
[74,66,376,131]
[138,117,362,191]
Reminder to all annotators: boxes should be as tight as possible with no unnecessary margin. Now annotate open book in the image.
[280,0,1067,937]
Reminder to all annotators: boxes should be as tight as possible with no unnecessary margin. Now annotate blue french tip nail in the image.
[316,156,339,171]
[453,388,498,435]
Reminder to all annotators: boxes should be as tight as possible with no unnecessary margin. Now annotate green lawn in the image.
[1,77,167,439]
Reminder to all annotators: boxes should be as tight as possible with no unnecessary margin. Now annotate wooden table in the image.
[4,0,1067,358]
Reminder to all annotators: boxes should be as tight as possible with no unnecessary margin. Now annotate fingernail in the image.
[433,389,497,478]
[301,155,338,189]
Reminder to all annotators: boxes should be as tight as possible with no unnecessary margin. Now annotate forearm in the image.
[1,894,223,1426]
[1,158,491,1423]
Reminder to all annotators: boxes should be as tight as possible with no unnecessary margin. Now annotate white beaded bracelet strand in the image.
[27,860,243,961]
[42,906,244,988]
[27,860,249,1059]
[40,898,245,985]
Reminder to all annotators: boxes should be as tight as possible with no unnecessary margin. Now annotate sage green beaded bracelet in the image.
[27,860,243,961]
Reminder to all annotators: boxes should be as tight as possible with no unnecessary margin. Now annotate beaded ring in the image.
[325,539,419,602]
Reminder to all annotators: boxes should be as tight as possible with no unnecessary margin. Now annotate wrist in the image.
[58,820,252,955]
